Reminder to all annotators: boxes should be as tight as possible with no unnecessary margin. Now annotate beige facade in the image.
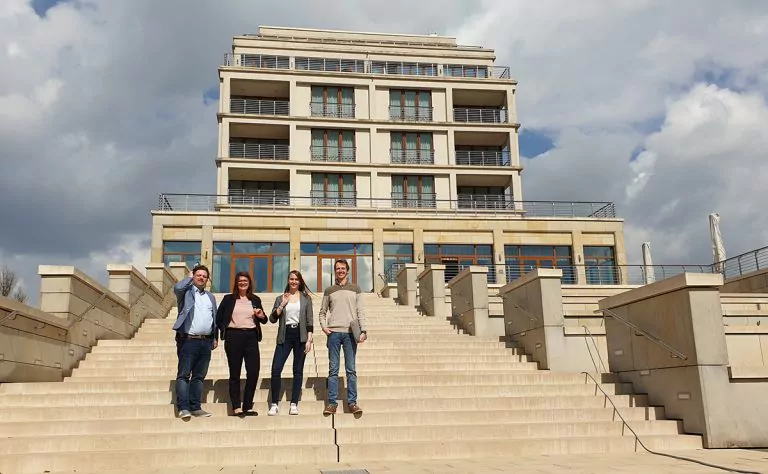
[151,26,625,293]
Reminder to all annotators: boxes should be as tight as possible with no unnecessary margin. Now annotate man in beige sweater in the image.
[319,259,367,414]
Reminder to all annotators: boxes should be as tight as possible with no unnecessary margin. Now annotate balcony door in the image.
[391,175,435,208]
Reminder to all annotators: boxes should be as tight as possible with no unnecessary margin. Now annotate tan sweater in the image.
[318,282,367,333]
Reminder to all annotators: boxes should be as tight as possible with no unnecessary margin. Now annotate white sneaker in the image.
[289,403,299,415]
[268,404,279,416]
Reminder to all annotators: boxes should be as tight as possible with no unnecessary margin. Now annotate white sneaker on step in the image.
[289,403,299,415]
[268,404,279,416]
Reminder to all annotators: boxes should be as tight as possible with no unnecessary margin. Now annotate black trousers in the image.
[224,328,260,411]
[270,326,307,404]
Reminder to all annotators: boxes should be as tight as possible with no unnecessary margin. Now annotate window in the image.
[389,89,432,121]
[162,241,202,271]
[391,175,435,208]
[383,244,414,282]
[584,246,617,285]
[300,243,373,293]
[390,132,434,164]
[457,186,509,209]
[311,173,356,207]
[311,129,355,162]
[425,244,494,283]
[310,86,355,118]
[504,246,575,284]
[212,242,290,293]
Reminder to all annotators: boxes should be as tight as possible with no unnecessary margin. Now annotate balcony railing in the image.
[156,194,617,218]
[455,150,511,167]
[228,189,290,206]
[310,190,357,207]
[453,107,509,123]
[230,98,289,116]
[310,146,356,163]
[457,194,512,209]
[295,57,366,73]
[309,102,355,119]
[389,106,433,122]
[390,149,435,165]
[719,245,768,278]
[222,54,513,81]
[229,143,289,160]
[391,193,437,209]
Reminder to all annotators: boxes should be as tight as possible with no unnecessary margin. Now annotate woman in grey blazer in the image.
[267,270,314,415]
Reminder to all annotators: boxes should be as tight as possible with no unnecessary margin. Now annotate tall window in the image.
[389,89,432,121]
[504,246,575,284]
[212,242,290,293]
[383,244,414,282]
[584,246,617,285]
[391,175,435,208]
[425,244,494,283]
[162,241,201,270]
[311,129,355,162]
[310,86,355,118]
[390,132,434,164]
[311,173,356,207]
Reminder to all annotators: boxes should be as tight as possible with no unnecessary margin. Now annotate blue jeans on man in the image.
[326,331,357,407]
[175,334,213,412]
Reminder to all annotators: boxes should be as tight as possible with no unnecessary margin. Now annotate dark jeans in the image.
[270,326,307,405]
[224,329,261,411]
[327,331,357,406]
[175,334,213,412]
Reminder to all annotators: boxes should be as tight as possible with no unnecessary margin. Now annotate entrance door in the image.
[321,257,353,290]
[233,256,270,293]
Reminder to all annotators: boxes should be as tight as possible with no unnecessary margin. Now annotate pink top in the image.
[228,298,257,329]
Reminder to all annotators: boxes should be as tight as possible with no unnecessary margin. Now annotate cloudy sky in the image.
[2,0,767,302]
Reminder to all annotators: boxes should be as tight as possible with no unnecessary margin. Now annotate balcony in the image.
[371,61,438,77]
[229,142,289,160]
[455,150,510,167]
[391,193,437,208]
[390,149,435,165]
[444,64,511,79]
[157,194,617,218]
[295,57,366,73]
[457,194,512,209]
[310,146,356,163]
[389,106,433,122]
[310,102,355,119]
[453,107,509,124]
[230,97,289,116]
[310,190,357,207]
[228,189,290,206]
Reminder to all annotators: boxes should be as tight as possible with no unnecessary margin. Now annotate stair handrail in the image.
[595,308,687,360]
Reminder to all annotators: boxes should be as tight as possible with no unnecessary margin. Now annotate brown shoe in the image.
[348,404,363,414]
[323,404,337,415]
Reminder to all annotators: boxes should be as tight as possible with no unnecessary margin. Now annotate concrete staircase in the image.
[0,294,702,472]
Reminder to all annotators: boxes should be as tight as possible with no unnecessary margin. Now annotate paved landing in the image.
[55,449,768,473]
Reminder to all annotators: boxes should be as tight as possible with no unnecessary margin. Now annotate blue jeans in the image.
[175,334,213,412]
[326,331,357,406]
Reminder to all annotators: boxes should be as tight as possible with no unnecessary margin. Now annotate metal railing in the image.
[389,149,435,165]
[597,308,688,360]
[455,150,511,167]
[385,262,407,283]
[155,193,617,218]
[228,189,290,206]
[310,146,356,163]
[229,143,289,160]
[391,193,437,209]
[309,102,355,119]
[388,106,433,122]
[229,98,289,116]
[453,107,509,123]
[719,245,768,279]
[295,57,366,73]
[310,190,357,208]
[222,54,513,81]
[457,194,513,210]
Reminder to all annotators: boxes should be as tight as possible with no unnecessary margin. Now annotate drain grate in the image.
[320,470,370,474]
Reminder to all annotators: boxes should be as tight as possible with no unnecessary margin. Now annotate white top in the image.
[188,289,214,335]
[284,300,301,326]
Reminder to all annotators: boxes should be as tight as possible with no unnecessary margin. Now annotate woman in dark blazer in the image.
[267,270,313,416]
[215,271,267,416]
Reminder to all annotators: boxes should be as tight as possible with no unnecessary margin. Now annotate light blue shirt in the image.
[187,288,214,335]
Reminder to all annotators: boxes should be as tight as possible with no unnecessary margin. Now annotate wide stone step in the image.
[0,444,336,474]
[81,352,530,363]
[95,339,508,348]
[335,420,683,444]
[127,333,487,343]
[89,345,524,355]
[336,435,703,462]
[0,383,633,407]
[0,395,651,422]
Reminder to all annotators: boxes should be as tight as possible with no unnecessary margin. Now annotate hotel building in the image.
[151,26,625,293]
